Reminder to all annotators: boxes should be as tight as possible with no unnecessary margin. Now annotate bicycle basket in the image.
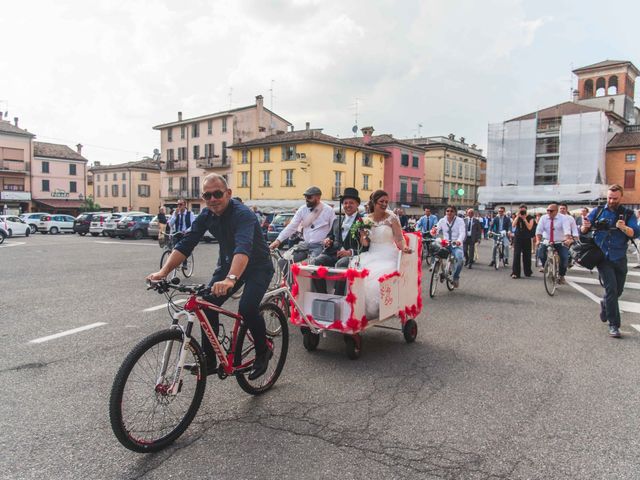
[435,247,450,259]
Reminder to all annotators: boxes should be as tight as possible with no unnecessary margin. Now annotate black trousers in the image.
[200,266,274,362]
[463,237,477,264]
[512,236,532,277]
[312,254,351,295]
[597,257,627,328]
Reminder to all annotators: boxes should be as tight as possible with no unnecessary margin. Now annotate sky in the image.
[2,0,639,165]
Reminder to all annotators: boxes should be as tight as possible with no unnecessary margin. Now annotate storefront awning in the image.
[34,199,85,209]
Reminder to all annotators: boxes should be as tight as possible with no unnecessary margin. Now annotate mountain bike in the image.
[489,231,507,270]
[429,239,455,297]
[109,279,288,453]
[160,232,194,279]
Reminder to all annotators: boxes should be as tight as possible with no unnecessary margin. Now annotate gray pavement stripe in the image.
[143,299,187,312]
[0,242,26,248]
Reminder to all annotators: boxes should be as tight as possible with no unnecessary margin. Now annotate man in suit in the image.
[463,208,482,268]
[489,206,511,266]
[313,187,365,295]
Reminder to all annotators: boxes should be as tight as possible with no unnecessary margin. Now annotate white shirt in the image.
[341,212,357,242]
[435,216,466,244]
[562,213,579,237]
[277,201,335,245]
[169,210,196,233]
[535,214,571,241]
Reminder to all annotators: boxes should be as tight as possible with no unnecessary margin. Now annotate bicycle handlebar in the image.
[147,279,208,296]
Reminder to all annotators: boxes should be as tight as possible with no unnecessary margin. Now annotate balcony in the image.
[196,157,229,169]
[0,161,29,173]
[165,189,189,199]
[165,160,188,171]
[395,193,447,207]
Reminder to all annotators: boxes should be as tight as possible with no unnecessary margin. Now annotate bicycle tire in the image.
[267,292,291,319]
[181,253,194,278]
[160,250,177,281]
[445,260,454,291]
[109,329,207,453]
[543,258,556,296]
[429,261,440,298]
[235,303,289,395]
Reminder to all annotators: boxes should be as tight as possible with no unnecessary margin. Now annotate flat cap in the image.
[303,186,322,196]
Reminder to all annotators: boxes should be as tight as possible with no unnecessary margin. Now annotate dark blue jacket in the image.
[588,206,640,262]
[490,215,511,234]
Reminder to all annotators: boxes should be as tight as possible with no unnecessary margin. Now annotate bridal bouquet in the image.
[349,216,375,242]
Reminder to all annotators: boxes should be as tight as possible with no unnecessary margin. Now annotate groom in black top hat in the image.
[313,187,366,295]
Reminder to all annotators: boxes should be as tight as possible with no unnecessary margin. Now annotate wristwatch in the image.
[226,274,238,282]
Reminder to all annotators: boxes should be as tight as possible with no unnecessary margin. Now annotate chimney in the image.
[256,95,264,134]
[94,161,101,167]
[14,117,18,127]
[572,89,579,102]
[460,137,465,144]
[448,133,455,140]
[76,143,83,155]
[608,98,615,111]
[290,125,294,132]
[471,144,477,149]
[361,126,375,144]
[178,111,182,121]
[305,122,310,130]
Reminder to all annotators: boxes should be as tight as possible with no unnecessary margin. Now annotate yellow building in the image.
[231,127,386,207]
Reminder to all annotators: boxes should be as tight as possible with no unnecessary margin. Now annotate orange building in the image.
[607,125,640,207]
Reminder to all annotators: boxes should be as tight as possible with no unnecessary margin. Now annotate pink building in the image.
[344,127,427,212]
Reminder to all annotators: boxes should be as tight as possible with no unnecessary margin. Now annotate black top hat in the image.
[340,187,360,204]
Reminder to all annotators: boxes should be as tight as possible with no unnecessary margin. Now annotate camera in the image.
[593,219,610,231]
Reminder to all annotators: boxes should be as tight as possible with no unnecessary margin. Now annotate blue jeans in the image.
[451,246,464,280]
[537,243,569,276]
[597,257,627,328]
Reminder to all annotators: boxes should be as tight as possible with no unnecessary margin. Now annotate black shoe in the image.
[608,326,621,338]
[489,261,495,266]
[468,264,473,269]
[248,348,273,380]
[464,260,469,266]
[184,358,216,377]
[504,260,509,266]
[600,301,607,323]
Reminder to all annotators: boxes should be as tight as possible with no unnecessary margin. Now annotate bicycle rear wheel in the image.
[235,303,289,395]
[160,250,177,281]
[109,329,206,453]
[429,261,440,298]
[543,258,557,296]
[181,253,194,278]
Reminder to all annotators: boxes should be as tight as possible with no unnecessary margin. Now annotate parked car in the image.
[0,215,31,237]
[266,212,295,243]
[37,214,75,234]
[103,212,143,238]
[20,212,50,234]
[74,212,109,236]
[88,212,112,236]
[0,221,7,244]
[116,214,154,240]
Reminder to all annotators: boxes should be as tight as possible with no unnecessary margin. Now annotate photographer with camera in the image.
[511,204,534,278]
[581,184,640,338]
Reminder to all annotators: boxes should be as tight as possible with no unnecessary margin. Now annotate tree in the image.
[80,196,101,212]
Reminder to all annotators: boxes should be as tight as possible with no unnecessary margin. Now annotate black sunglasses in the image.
[201,190,226,200]
[446,209,454,213]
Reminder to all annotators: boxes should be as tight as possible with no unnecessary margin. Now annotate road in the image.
[1,234,639,479]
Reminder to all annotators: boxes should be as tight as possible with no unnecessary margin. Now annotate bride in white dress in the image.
[356,190,412,319]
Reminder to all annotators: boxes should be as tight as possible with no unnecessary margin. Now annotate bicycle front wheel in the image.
[109,329,207,453]
[445,261,454,291]
[235,303,289,395]
[160,250,177,281]
[429,261,440,298]
[543,259,557,296]
[181,253,194,278]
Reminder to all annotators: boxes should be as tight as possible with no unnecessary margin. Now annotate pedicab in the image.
[266,232,423,359]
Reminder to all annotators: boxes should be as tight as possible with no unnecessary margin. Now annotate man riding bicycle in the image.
[535,202,572,284]
[147,173,274,380]
[416,207,439,266]
[431,205,466,288]
[489,206,511,267]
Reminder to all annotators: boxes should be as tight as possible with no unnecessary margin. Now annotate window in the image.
[168,177,173,191]
[138,185,150,197]
[192,176,199,198]
[241,150,248,164]
[445,159,450,175]
[122,184,126,197]
[624,170,635,189]
[207,120,213,135]
[363,174,370,191]
[190,204,200,214]
[222,141,228,162]
[263,148,271,162]
[333,147,346,163]
[401,153,409,166]
[178,147,186,161]
[240,171,248,188]
[282,145,296,161]
[122,207,127,212]
[458,164,463,177]
[167,149,175,161]
[70,181,77,193]
[69,164,77,175]
[97,185,101,197]
[412,155,419,168]
[451,162,457,177]
[168,127,173,142]
[122,172,126,180]
[222,118,227,133]
[180,126,186,139]
[112,184,119,197]
[464,164,468,179]
[399,180,407,200]
[104,185,108,197]
[626,154,637,163]
[334,171,342,196]
[42,179,50,191]
[192,123,199,138]
[470,165,475,180]
[284,169,294,187]
[534,155,559,185]
[262,170,271,187]
[536,137,559,155]
[363,153,371,167]
[113,173,117,181]
[204,143,215,158]
[141,173,148,181]
[140,207,149,213]
[42,161,49,173]
[193,145,200,160]
[179,176,187,191]
[97,174,100,181]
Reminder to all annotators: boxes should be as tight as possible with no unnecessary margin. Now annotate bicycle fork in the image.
[157,310,196,396]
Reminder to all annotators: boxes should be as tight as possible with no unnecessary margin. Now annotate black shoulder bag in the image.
[570,207,605,270]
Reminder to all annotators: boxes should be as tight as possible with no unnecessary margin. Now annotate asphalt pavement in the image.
[1,234,639,480]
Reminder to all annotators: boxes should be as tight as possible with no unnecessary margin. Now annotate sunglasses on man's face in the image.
[446,209,454,213]
[201,190,226,200]
[547,209,556,213]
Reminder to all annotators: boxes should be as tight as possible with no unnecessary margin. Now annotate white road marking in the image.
[566,281,601,305]
[631,324,640,333]
[564,276,640,290]
[0,242,26,248]
[29,322,107,344]
[567,281,640,314]
[570,265,640,277]
[96,241,157,247]
[143,299,187,312]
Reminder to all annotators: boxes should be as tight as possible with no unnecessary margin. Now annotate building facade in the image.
[231,126,386,210]
[0,119,34,214]
[153,95,291,211]
[606,125,640,207]
[31,141,88,215]
[90,159,161,213]
[409,134,485,212]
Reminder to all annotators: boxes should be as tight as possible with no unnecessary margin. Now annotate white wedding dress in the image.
[356,212,401,319]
